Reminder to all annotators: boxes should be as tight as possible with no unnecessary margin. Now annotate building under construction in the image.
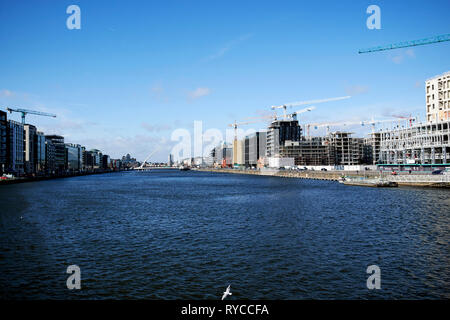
[264,117,368,166]
[325,132,364,166]
[379,119,450,167]
[376,71,450,169]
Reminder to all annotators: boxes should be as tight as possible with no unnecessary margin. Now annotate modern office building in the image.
[246,132,266,167]
[232,139,245,166]
[45,135,66,172]
[81,146,86,171]
[66,143,82,172]
[0,111,7,174]
[45,137,56,174]
[24,124,37,174]
[102,154,110,169]
[88,149,102,169]
[7,120,24,174]
[35,131,46,173]
[212,142,233,167]
[426,71,450,123]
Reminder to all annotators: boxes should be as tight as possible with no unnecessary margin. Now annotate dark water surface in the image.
[0,170,449,299]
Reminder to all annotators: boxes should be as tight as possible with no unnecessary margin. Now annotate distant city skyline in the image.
[0,0,449,161]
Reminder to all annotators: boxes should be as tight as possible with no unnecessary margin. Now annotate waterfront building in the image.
[168,154,173,166]
[66,143,82,172]
[111,159,122,170]
[0,111,7,174]
[363,132,381,165]
[81,146,86,171]
[121,153,138,168]
[326,132,363,166]
[45,135,65,172]
[7,120,24,174]
[426,71,450,123]
[88,149,102,169]
[232,139,245,167]
[102,154,110,169]
[203,154,214,167]
[295,136,330,166]
[379,119,450,169]
[266,119,302,159]
[35,131,46,173]
[246,132,266,167]
[268,157,295,168]
[45,138,56,174]
[212,142,233,167]
[24,124,37,174]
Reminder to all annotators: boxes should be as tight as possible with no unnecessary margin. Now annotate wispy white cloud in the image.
[389,48,416,64]
[205,33,253,61]
[345,84,369,96]
[405,49,415,58]
[187,87,211,100]
[141,122,172,133]
[150,84,169,103]
[0,89,15,97]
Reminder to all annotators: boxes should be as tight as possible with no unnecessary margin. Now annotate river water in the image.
[0,170,448,299]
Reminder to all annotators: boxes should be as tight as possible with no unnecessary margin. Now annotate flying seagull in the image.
[222,285,232,300]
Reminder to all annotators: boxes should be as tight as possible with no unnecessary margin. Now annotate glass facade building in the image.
[35,131,46,173]
[0,111,7,174]
[45,135,65,172]
[247,131,267,167]
[24,124,37,174]
[66,143,82,172]
[7,120,24,174]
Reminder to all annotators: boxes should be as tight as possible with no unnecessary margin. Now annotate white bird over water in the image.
[222,285,232,300]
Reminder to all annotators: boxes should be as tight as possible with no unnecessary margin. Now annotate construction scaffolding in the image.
[325,132,363,166]
[379,119,450,165]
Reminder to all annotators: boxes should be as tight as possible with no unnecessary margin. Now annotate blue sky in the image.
[0,0,449,161]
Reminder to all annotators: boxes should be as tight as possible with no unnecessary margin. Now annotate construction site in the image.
[200,34,450,174]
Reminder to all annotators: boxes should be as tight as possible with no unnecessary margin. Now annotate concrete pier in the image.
[196,168,450,188]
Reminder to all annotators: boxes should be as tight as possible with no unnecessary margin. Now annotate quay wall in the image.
[197,169,450,188]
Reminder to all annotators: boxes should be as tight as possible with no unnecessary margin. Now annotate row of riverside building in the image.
[0,111,128,176]
[207,71,450,171]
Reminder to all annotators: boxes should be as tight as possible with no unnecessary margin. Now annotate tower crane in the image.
[306,116,417,137]
[358,33,450,54]
[305,120,363,137]
[271,95,351,120]
[285,106,316,120]
[228,119,265,142]
[6,107,56,124]
[361,116,416,133]
[228,106,315,142]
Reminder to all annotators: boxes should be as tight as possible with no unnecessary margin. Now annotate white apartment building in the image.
[426,71,450,123]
